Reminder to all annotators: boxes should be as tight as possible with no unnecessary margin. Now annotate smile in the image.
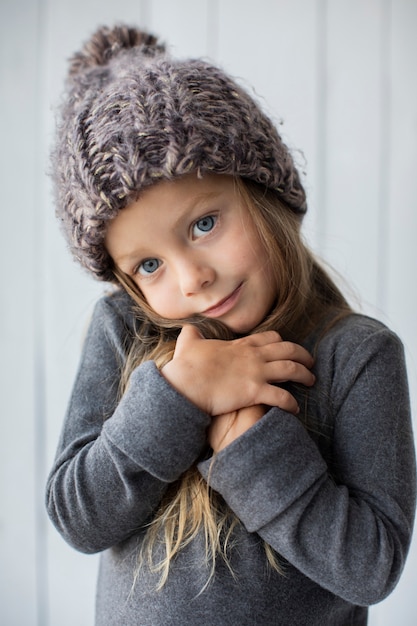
[202,283,243,318]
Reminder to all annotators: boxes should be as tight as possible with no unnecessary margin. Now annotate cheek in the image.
[248,242,277,302]
[242,237,271,274]
[219,231,256,269]
[138,282,181,319]
[134,281,160,311]
[143,291,169,316]
[259,248,275,278]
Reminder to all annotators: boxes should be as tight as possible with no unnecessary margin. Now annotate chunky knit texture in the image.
[52,25,307,281]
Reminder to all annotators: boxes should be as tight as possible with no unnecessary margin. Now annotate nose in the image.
[176,255,215,297]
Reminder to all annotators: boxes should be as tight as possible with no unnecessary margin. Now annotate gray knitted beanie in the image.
[52,24,307,281]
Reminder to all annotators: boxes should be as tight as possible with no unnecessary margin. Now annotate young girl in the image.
[46,25,416,625]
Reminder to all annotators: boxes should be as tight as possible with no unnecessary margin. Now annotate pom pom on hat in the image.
[52,24,307,281]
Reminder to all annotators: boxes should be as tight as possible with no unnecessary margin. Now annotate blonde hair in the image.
[112,178,351,589]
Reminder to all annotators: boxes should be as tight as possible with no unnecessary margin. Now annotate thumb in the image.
[174,324,205,356]
[176,324,204,347]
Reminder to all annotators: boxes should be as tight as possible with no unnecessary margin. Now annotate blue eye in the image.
[138,258,161,275]
[193,215,217,238]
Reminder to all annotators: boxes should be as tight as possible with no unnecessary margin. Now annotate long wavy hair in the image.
[111,177,351,589]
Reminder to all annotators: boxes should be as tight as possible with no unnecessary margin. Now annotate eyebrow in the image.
[172,190,222,223]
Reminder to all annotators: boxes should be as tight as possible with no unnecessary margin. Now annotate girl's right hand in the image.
[161,325,315,416]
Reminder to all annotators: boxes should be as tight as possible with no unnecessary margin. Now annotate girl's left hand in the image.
[208,404,267,453]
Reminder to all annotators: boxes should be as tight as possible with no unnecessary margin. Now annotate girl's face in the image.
[105,174,276,334]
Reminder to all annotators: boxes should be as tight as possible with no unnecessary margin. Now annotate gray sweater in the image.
[46,290,416,625]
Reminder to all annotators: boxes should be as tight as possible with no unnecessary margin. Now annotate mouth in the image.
[202,283,243,318]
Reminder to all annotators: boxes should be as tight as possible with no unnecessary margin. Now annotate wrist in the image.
[161,359,209,413]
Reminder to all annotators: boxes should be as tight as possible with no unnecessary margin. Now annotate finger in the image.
[262,341,314,368]
[265,361,316,386]
[258,385,300,415]
[176,324,203,346]
[173,324,203,358]
[239,330,282,347]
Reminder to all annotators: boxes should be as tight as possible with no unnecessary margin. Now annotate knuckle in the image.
[284,342,298,359]
[246,379,260,403]
[278,387,297,411]
[286,360,298,376]
[236,335,251,348]
[266,330,281,342]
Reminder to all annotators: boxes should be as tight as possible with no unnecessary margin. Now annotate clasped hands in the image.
[161,325,315,453]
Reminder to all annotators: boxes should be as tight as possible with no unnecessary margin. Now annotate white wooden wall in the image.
[1,1,416,624]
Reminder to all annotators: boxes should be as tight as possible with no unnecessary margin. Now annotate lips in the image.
[202,283,243,318]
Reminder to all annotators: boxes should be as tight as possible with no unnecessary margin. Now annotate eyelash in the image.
[134,214,219,276]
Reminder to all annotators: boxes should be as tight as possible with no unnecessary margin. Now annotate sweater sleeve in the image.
[46,294,210,554]
[198,319,416,606]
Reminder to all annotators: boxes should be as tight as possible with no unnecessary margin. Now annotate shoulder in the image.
[83,289,140,361]
[297,315,411,432]
[92,288,138,333]
[316,313,404,360]
[308,312,405,380]
[311,313,407,401]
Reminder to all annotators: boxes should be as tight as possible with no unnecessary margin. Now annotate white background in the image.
[1,1,416,624]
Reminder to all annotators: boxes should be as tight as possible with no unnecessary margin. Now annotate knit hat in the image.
[52,24,307,281]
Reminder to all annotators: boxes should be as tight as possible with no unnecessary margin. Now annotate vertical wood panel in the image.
[322,0,385,311]
[385,0,417,339]
[0,1,41,624]
[370,2,417,622]
[149,0,211,57]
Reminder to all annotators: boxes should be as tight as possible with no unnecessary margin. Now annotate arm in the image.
[199,320,416,605]
[46,294,211,554]
[208,404,268,452]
